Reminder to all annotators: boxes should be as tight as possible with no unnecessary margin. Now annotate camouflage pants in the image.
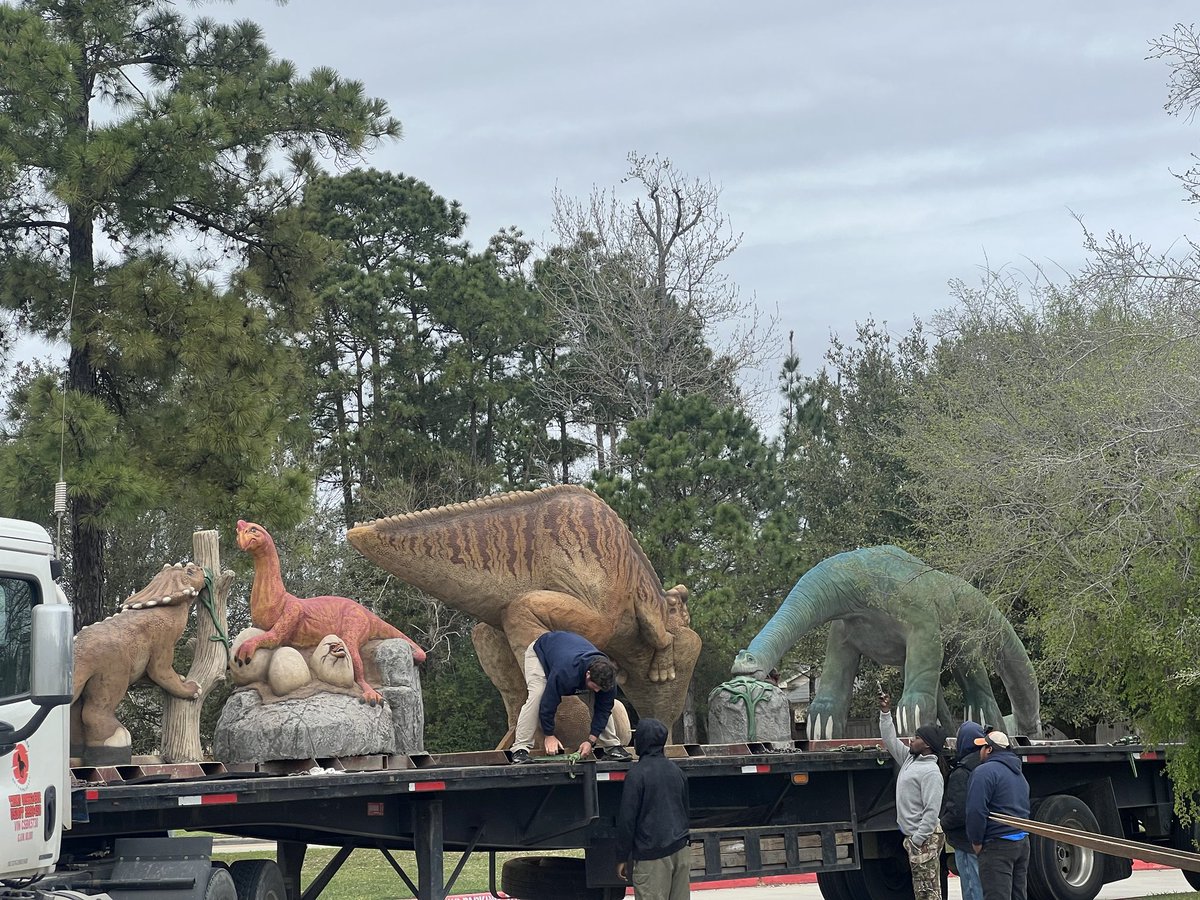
[904,825,945,900]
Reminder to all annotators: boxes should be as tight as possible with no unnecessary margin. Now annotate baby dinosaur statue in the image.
[71,562,210,765]
[347,485,702,737]
[234,520,427,705]
[732,545,1042,740]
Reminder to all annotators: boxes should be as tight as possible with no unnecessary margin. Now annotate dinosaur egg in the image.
[268,647,312,696]
[229,627,271,685]
[309,634,356,689]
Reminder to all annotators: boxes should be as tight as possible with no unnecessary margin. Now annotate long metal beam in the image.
[989,813,1200,873]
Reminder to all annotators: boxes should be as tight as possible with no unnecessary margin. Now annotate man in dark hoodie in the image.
[616,718,690,900]
[966,730,1030,900]
[510,631,631,764]
[942,721,987,900]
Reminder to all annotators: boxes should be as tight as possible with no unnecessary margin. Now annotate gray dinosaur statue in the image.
[732,545,1041,739]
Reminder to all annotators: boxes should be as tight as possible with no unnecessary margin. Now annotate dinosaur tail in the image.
[371,615,428,665]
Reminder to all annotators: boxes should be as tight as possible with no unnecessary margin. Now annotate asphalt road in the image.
[710,868,1197,899]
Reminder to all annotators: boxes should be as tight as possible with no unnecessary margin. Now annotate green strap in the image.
[200,567,231,661]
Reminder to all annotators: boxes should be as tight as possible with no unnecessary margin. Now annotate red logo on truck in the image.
[11,744,29,787]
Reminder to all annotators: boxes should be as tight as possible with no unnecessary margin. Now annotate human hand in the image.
[578,740,594,758]
[617,861,628,880]
[544,735,563,755]
[879,690,891,713]
[973,843,982,855]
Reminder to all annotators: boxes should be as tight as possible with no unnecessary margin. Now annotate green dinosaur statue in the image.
[732,546,1041,739]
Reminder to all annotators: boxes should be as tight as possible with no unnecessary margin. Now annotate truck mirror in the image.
[31,603,73,707]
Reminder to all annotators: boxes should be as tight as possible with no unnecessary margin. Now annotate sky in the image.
[17,1,1200,404]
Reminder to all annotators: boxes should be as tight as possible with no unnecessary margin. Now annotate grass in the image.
[213,845,583,899]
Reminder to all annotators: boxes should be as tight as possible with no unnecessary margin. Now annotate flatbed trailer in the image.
[50,739,1195,900]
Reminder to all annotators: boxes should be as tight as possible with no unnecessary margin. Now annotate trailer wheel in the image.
[204,865,238,900]
[231,858,286,900]
[1170,816,1200,890]
[816,870,854,900]
[1028,794,1105,900]
[502,856,608,900]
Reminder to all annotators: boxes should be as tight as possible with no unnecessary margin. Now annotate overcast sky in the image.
[165,4,1200,394]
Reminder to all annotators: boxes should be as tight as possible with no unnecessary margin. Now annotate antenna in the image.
[54,277,77,555]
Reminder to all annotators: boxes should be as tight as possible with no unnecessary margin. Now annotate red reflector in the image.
[1023,755,1048,764]
[201,793,239,805]
[407,781,446,792]
[367,802,385,816]
[85,789,99,801]
[740,765,771,774]
[597,772,626,782]
[1139,751,1159,760]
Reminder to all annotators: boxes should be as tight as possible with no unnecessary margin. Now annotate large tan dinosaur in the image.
[71,562,210,764]
[234,520,427,705]
[347,485,702,739]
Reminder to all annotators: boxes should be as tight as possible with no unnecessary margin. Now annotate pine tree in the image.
[0,1,399,627]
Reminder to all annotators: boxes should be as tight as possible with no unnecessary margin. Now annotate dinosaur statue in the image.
[71,562,210,765]
[346,485,702,738]
[233,520,427,705]
[731,545,1041,739]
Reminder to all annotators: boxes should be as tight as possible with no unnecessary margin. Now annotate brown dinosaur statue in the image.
[233,520,427,705]
[71,562,209,765]
[346,485,702,739]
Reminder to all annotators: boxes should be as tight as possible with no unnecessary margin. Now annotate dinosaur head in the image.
[121,561,207,611]
[730,649,768,679]
[236,520,273,555]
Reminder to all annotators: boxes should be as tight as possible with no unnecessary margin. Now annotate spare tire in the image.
[1028,794,1106,900]
[502,855,610,900]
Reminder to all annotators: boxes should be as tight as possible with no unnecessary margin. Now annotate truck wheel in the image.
[1028,794,1105,900]
[231,858,286,900]
[816,870,854,900]
[204,865,238,900]
[1170,816,1200,890]
[502,856,607,900]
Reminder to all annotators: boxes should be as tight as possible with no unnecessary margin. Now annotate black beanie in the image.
[915,723,946,754]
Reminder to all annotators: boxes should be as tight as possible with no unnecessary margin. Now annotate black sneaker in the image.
[510,749,532,765]
[603,746,632,762]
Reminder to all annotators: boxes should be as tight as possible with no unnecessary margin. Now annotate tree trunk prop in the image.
[160,529,234,762]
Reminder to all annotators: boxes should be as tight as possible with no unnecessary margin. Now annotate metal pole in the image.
[415,797,446,900]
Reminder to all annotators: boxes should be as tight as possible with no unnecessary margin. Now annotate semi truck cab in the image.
[0,518,76,883]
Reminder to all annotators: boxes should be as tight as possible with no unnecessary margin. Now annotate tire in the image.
[502,856,607,900]
[1027,794,1106,900]
[1170,815,1200,890]
[854,842,949,900]
[816,870,854,900]
[204,866,238,900]
[230,858,286,900]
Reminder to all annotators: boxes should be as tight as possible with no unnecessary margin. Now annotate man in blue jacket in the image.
[510,631,631,764]
[616,718,690,899]
[966,730,1030,900]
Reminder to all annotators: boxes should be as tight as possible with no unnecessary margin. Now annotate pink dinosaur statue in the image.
[234,520,427,705]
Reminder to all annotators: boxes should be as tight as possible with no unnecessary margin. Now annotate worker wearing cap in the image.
[966,730,1030,900]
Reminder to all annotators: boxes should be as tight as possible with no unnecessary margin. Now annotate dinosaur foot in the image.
[359,685,385,706]
[895,690,938,736]
[647,648,676,683]
[806,697,844,741]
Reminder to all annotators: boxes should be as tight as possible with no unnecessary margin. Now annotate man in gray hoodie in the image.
[880,691,947,900]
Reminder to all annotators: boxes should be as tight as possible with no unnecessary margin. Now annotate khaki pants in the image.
[512,643,620,752]
[632,846,690,900]
[904,825,945,900]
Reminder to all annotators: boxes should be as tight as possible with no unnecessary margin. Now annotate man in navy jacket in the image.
[966,731,1030,900]
[510,631,630,764]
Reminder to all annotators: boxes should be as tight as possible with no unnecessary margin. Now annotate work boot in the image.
[509,749,532,765]
[603,745,632,762]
